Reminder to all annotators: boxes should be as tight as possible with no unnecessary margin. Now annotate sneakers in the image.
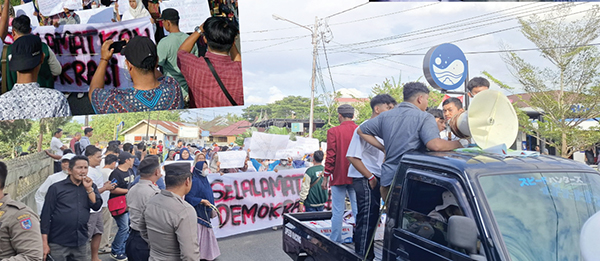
[98,247,111,254]
[110,252,127,261]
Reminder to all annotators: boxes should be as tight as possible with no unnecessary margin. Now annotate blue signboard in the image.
[423,43,468,91]
[201,131,210,137]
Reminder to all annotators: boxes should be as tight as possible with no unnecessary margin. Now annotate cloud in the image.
[338,88,366,98]
[245,86,286,104]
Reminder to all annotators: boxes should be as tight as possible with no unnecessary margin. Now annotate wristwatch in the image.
[194,26,202,34]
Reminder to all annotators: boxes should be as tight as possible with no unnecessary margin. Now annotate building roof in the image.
[336,97,369,103]
[251,118,326,129]
[211,120,252,136]
[121,120,198,136]
[198,116,231,133]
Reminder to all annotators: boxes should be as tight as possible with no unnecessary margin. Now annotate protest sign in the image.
[13,3,39,27]
[218,151,247,169]
[76,6,113,24]
[20,18,154,92]
[118,0,129,15]
[39,0,66,16]
[243,138,251,150]
[207,169,332,238]
[159,0,211,33]
[63,0,83,11]
[249,132,290,159]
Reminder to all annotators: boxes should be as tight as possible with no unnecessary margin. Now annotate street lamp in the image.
[272,14,318,138]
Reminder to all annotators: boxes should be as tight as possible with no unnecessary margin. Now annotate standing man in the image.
[157,140,164,162]
[441,97,464,141]
[347,94,396,260]
[99,154,119,253]
[178,17,243,108]
[70,132,81,152]
[41,155,103,261]
[50,128,68,173]
[466,77,490,97]
[108,152,136,261]
[35,153,76,215]
[142,163,200,260]
[358,82,464,205]
[80,127,93,154]
[157,8,198,103]
[322,104,358,243]
[0,161,43,260]
[85,146,116,261]
[126,155,162,261]
[298,150,327,212]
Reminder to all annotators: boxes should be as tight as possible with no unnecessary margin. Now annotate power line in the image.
[325,2,369,18]
[243,35,311,42]
[328,2,440,26]
[321,33,336,94]
[244,35,310,53]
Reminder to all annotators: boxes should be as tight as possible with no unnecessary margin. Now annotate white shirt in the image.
[346,120,385,178]
[88,166,106,212]
[440,128,460,141]
[35,171,68,215]
[50,137,64,162]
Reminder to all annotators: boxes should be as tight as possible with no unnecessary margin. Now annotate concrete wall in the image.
[3,152,53,210]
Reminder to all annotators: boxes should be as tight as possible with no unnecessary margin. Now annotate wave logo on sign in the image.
[423,43,468,91]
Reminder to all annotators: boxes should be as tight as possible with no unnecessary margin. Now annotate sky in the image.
[80,1,599,123]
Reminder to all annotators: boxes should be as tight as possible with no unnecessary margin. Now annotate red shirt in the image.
[69,137,78,152]
[177,51,243,108]
[157,144,163,153]
[324,121,358,186]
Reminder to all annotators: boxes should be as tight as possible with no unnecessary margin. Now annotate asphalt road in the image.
[99,227,291,261]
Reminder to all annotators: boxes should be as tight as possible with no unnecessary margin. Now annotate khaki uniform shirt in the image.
[0,194,43,260]
[127,179,160,240]
[143,190,200,261]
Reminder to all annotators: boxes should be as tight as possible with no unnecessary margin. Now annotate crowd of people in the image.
[0,0,243,121]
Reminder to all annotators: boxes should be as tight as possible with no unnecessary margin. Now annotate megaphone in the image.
[581,211,600,261]
[448,90,519,149]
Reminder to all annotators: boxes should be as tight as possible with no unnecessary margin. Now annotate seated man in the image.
[0,34,71,120]
[89,36,184,114]
[428,191,464,223]
[177,17,242,108]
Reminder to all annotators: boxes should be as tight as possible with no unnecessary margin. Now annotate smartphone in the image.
[109,40,126,53]
[111,178,118,184]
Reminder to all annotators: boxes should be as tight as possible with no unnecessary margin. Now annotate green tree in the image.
[37,117,72,151]
[0,120,33,158]
[242,96,329,123]
[90,111,182,143]
[498,4,600,157]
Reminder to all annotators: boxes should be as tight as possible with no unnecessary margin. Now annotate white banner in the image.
[159,0,211,33]
[13,2,39,27]
[76,6,113,24]
[249,132,290,159]
[218,151,247,169]
[207,169,313,238]
[38,0,65,16]
[178,126,199,138]
[21,18,154,92]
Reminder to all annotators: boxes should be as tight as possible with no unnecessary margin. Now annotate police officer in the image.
[0,161,44,260]
[142,163,200,260]
[126,155,162,261]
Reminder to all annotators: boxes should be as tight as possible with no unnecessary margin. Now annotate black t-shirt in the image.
[109,167,134,199]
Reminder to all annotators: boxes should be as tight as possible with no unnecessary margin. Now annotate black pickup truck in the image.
[283,151,600,261]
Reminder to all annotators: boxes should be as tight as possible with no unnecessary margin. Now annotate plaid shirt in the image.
[0,82,71,120]
[177,51,243,108]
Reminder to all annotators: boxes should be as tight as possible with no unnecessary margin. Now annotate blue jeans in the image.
[352,177,380,260]
[111,212,130,255]
[305,206,324,212]
[330,184,357,243]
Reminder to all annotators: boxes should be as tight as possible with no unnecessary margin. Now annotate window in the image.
[401,178,465,247]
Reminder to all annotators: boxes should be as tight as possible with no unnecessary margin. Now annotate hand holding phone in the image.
[109,40,127,53]
[111,178,118,185]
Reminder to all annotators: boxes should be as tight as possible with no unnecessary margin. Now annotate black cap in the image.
[118,152,135,164]
[138,155,160,174]
[164,163,191,176]
[10,34,42,72]
[158,8,179,21]
[120,36,157,68]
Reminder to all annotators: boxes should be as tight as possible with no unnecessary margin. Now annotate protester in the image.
[178,16,243,108]
[427,108,445,132]
[70,132,82,152]
[0,161,44,260]
[89,36,184,113]
[80,127,94,154]
[358,82,464,204]
[126,155,162,261]
[185,160,221,260]
[35,153,76,215]
[4,14,61,91]
[194,152,209,173]
[41,155,102,261]
[85,146,116,261]
[441,97,464,141]
[115,0,152,22]
[108,152,136,261]
[322,104,358,244]
[148,142,158,155]
[157,140,164,160]
[347,94,396,260]
[142,163,200,260]
[299,150,327,212]
[99,154,118,253]
[178,147,193,161]
[165,149,177,161]
[466,77,490,97]
[54,6,81,26]
[48,129,68,173]
[157,8,198,103]
[0,34,70,120]
[273,157,294,172]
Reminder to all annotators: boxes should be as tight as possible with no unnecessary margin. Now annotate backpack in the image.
[74,141,84,155]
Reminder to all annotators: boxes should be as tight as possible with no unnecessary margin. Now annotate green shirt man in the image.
[157,32,198,101]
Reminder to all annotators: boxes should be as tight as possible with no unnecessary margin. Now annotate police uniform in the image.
[142,163,200,261]
[0,193,43,260]
[125,156,161,261]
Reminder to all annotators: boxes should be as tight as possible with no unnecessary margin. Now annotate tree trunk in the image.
[561,132,568,158]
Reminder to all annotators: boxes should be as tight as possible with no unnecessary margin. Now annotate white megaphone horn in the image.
[448,90,519,150]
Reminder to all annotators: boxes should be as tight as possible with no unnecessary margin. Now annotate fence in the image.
[3,152,54,209]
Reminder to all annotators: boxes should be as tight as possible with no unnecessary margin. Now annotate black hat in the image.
[10,34,42,72]
[158,8,179,21]
[120,36,157,68]
[138,155,160,174]
[118,152,135,164]
[164,163,191,176]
